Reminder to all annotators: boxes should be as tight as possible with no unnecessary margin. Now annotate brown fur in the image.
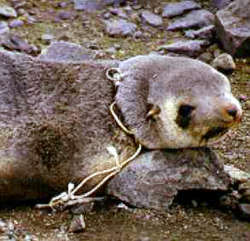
[0,52,241,201]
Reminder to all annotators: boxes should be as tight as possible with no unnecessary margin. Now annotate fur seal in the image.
[0,51,242,201]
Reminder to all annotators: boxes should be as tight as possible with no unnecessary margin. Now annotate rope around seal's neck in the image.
[36,68,142,211]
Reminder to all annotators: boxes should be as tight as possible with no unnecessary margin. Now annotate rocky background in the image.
[0,0,249,240]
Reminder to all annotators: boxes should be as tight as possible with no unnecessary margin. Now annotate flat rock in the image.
[141,10,163,27]
[162,1,201,18]
[107,148,231,210]
[224,165,250,183]
[212,0,233,9]
[168,10,215,31]
[185,25,215,40]
[0,5,17,18]
[0,34,35,54]
[104,19,137,37]
[73,0,125,12]
[39,41,94,61]
[215,0,250,57]
[158,40,208,57]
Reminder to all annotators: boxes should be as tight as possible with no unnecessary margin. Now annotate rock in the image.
[110,8,128,19]
[73,0,125,12]
[69,215,86,233]
[9,19,24,28]
[162,1,201,18]
[0,5,17,18]
[41,34,54,45]
[158,40,208,57]
[224,165,250,183]
[238,203,250,219]
[245,100,250,110]
[212,53,236,72]
[185,25,215,40]
[239,181,250,202]
[58,10,74,20]
[0,21,9,34]
[198,52,213,63]
[39,41,94,61]
[141,10,163,27]
[168,10,215,31]
[212,0,233,9]
[104,19,137,37]
[1,34,35,54]
[107,148,231,210]
[215,0,250,57]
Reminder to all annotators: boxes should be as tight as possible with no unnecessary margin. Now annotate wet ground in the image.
[0,0,249,240]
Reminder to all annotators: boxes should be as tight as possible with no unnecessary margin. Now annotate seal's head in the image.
[116,55,242,149]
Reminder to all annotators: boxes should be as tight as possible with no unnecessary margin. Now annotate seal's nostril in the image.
[227,108,237,119]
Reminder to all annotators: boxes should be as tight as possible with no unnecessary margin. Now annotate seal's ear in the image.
[115,56,165,149]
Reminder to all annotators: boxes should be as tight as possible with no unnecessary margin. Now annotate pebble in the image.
[9,19,24,28]
[1,34,35,54]
[238,95,247,102]
[198,52,213,63]
[58,10,74,20]
[110,8,128,19]
[58,2,68,8]
[245,100,250,110]
[162,1,201,18]
[141,10,163,27]
[0,5,17,18]
[69,215,86,233]
[41,34,54,44]
[167,10,215,31]
[104,19,137,37]
[212,53,236,72]
[158,40,208,57]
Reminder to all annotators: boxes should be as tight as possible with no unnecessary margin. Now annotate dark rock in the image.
[104,19,137,37]
[141,10,163,27]
[58,2,68,8]
[39,41,94,61]
[1,34,34,54]
[162,1,201,18]
[58,10,74,20]
[168,10,215,31]
[9,19,24,28]
[73,0,125,12]
[0,5,17,18]
[212,53,236,72]
[110,8,128,19]
[239,181,250,202]
[238,203,250,219]
[215,0,250,57]
[158,40,209,57]
[212,0,233,9]
[185,25,215,40]
[107,149,231,210]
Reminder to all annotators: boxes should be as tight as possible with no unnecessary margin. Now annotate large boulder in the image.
[107,148,231,210]
[215,0,250,57]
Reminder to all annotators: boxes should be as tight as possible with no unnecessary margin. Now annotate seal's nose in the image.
[224,105,242,123]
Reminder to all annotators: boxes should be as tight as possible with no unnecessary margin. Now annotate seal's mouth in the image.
[202,127,229,141]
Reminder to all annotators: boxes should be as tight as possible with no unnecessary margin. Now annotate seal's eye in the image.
[176,104,195,129]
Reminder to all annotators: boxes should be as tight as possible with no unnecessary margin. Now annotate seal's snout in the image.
[223,104,242,124]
